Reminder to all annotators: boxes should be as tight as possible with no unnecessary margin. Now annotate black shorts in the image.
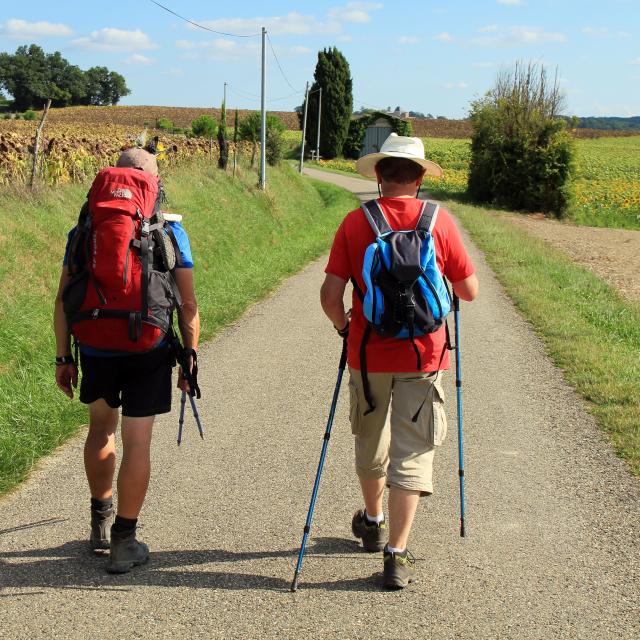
[79,344,174,417]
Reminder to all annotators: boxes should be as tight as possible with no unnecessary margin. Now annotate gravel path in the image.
[0,168,638,639]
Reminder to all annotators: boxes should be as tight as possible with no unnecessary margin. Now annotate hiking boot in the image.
[89,508,113,554]
[106,535,149,574]
[383,548,416,590]
[351,509,386,552]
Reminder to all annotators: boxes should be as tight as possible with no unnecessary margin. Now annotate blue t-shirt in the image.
[63,221,194,268]
[62,220,193,357]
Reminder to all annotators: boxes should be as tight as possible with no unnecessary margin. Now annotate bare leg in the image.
[84,399,119,500]
[116,416,154,519]
[387,487,420,550]
[359,476,386,518]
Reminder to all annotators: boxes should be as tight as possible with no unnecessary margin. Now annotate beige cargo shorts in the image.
[348,367,448,496]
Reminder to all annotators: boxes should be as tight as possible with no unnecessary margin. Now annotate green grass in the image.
[446,199,640,475]
[0,160,359,496]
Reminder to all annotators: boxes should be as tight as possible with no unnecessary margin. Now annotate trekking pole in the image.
[189,394,204,439]
[291,337,348,592]
[177,391,187,446]
[453,294,466,537]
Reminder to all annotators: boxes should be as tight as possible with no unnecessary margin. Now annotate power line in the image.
[266,33,302,93]
[227,84,303,105]
[148,0,261,38]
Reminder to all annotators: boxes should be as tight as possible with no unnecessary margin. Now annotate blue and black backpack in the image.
[352,199,451,413]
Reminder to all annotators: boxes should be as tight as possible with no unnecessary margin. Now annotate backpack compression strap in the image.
[361,200,393,237]
[415,201,439,234]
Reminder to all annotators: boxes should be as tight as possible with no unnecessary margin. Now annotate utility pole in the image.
[224,81,227,106]
[315,87,322,161]
[299,82,310,173]
[259,27,267,190]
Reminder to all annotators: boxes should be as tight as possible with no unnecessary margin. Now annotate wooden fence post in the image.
[30,99,52,188]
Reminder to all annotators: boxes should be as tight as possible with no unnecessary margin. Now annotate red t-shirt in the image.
[325,197,475,372]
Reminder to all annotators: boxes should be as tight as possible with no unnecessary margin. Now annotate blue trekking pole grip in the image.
[291,337,348,592]
[453,295,466,537]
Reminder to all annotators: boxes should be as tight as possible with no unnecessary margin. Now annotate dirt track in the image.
[0,169,637,639]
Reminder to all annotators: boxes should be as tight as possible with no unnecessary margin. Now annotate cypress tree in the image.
[303,48,353,159]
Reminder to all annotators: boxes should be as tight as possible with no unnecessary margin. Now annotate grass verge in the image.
[445,199,640,475]
[0,160,359,496]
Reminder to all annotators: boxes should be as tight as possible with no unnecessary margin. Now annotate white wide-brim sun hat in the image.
[356,133,444,179]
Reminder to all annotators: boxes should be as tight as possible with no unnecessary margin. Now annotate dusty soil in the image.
[504,214,640,302]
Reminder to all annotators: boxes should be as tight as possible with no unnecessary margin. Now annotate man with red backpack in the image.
[53,147,200,574]
[320,134,478,589]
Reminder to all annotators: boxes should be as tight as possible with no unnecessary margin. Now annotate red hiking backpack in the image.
[63,167,182,352]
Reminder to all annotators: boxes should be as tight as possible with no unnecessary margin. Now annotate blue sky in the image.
[1,1,638,117]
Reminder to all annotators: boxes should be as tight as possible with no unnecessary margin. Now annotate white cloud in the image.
[72,28,157,52]
[175,38,266,62]
[193,4,382,38]
[125,54,154,65]
[398,35,421,45]
[434,32,453,42]
[630,57,640,65]
[328,2,383,24]
[444,82,468,90]
[0,18,73,38]
[337,34,353,42]
[497,0,524,5]
[472,25,567,46]
[193,12,320,36]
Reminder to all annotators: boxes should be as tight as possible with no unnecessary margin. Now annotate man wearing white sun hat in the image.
[320,133,479,589]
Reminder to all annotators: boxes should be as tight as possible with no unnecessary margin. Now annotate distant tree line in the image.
[566,116,640,131]
[0,44,130,111]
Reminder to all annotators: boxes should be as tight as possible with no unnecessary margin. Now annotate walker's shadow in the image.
[0,534,378,594]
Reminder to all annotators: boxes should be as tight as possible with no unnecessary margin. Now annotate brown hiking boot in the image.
[106,535,149,574]
[383,547,416,589]
[351,509,387,552]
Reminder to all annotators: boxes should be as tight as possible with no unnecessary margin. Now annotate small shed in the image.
[360,117,394,156]
[344,112,412,160]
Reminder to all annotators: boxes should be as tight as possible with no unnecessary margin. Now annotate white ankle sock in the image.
[386,545,405,554]
[364,511,384,524]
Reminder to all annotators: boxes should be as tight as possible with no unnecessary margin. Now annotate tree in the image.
[238,112,286,167]
[0,45,130,109]
[301,47,353,159]
[468,61,574,217]
[83,67,130,105]
[217,100,228,169]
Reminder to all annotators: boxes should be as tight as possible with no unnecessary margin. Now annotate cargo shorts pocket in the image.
[348,380,362,436]
[430,381,448,447]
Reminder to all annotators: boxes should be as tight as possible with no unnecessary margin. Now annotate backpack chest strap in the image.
[415,201,440,235]
[361,200,393,237]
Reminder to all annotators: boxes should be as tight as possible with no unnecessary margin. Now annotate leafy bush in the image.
[191,115,217,139]
[156,117,175,131]
[468,62,574,218]
[22,109,37,121]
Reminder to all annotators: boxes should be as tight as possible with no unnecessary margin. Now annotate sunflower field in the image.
[318,135,640,229]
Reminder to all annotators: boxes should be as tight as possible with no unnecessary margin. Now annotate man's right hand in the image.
[55,364,78,399]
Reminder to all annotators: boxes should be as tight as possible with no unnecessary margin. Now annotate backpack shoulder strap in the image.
[415,201,440,234]
[361,199,393,237]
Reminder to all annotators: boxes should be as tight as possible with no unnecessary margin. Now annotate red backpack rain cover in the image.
[63,167,178,352]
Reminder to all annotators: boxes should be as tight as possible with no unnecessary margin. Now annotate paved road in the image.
[1,169,638,639]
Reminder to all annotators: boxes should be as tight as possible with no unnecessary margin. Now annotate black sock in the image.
[111,515,137,541]
[90,497,113,516]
